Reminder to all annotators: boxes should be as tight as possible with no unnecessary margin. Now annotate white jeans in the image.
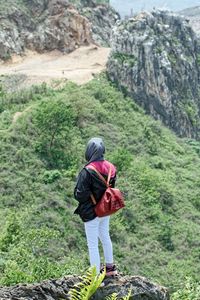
[84,216,113,273]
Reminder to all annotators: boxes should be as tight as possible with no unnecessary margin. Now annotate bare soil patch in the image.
[0,45,110,86]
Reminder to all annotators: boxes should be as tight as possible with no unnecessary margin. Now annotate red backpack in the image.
[87,165,125,217]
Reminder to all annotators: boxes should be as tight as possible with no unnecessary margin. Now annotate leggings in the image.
[84,216,113,273]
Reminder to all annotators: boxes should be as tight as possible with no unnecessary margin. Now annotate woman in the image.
[74,137,117,276]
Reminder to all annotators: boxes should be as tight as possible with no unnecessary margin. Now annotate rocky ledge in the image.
[107,10,200,140]
[0,275,169,300]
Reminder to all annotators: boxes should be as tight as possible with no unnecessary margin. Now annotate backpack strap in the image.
[86,164,112,187]
[107,166,112,186]
[86,164,112,206]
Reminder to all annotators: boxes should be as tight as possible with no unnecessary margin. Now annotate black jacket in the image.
[74,162,116,222]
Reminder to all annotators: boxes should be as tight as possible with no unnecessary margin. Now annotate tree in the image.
[33,99,76,168]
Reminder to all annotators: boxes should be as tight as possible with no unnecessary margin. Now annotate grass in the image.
[0,74,200,296]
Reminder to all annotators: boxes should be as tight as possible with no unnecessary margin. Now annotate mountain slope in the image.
[0,74,200,292]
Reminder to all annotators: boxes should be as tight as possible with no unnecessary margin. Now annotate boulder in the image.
[0,275,169,300]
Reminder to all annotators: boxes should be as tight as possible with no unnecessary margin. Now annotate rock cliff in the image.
[0,0,118,60]
[107,10,200,139]
[81,2,119,46]
[0,275,169,300]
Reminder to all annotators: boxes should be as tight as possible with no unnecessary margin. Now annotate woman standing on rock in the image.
[74,137,117,276]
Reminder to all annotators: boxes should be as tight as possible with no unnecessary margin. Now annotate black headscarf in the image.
[85,137,105,164]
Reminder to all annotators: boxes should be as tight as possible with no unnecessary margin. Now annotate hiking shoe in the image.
[100,264,118,276]
[105,264,118,277]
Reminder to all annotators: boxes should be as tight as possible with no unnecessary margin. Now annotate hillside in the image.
[0,74,200,297]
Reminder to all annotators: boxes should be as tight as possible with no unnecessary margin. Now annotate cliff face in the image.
[0,0,118,60]
[0,275,169,300]
[81,3,119,46]
[107,10,200,140]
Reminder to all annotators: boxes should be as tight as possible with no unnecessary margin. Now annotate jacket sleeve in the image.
[74,168,92,203]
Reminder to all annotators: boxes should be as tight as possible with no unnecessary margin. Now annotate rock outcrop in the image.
[26,1,92,53]
[107,10,200,140]
[0,0,118,60]
[0,0,92,59]
[0,275,169,300]
[81,3,119,46]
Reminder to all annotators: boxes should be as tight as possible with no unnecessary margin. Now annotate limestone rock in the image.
[0,275,169,300]
[81,4,120,46]
[0,0,118,59]
[0,0,92,57]
[107,10,200,139]
[25,2,92,53]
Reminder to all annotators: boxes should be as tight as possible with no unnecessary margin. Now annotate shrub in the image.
[33,99,76,168]
[109,148,132,173]
[42,170,62,184]
[171,277,200,300]
[157,219,174,251]
[0,214,21,252]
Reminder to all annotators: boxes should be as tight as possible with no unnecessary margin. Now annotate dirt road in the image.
[0,45,111,85]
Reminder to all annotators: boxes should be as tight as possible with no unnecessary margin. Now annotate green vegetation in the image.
[171,277,200,300]
[68,267,131,300]
[0,0,109,22]
[156,46,163,55]
[184,102,199,126]
[196,54,200,65]
[168,52,177,65]
[0,0,30,17]
[96,0,109,4]
[106,290,131,300]
[0,52,12,62]
[113,52,137,67]
[171,36,179,47]
[178,98,199,127]
[59,0,109,8]
[0,74,200,299]
[33,99,77,168]
[69,266,105,300]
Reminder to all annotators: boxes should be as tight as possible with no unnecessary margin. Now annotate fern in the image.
[106,289,132,300]
[68,266,105,300]
[106,293,118,300]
